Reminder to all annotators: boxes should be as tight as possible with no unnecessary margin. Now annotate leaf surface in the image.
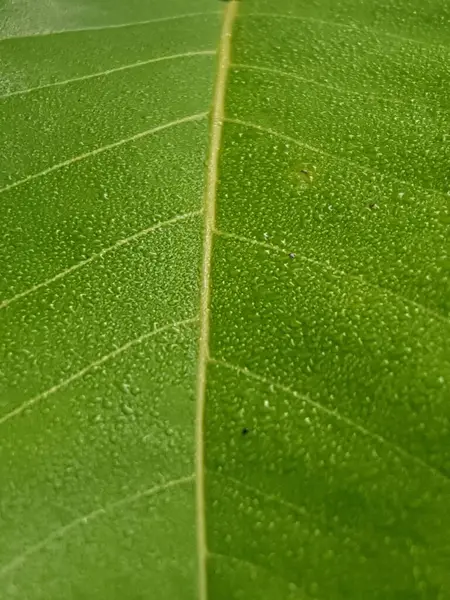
[1,0,449,598]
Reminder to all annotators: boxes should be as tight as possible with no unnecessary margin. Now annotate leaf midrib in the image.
[195,2,239,598]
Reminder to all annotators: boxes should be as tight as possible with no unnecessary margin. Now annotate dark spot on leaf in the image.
[242,427,249,435]
[298,167,314,183]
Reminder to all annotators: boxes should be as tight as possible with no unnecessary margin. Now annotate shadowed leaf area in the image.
[0,0,449,598]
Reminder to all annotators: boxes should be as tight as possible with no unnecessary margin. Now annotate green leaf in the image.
[1,0,449,598]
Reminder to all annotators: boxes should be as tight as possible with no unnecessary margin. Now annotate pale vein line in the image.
[0,211,201,310]
[208,552,301,593]
[227,117,333,157]
[224,117,447,201]
[232,63,407,106]
[195,3,239,599]
[0,11,221,41]
[211,358,450,486]
[213,471,309,520]
[0,112,208,195]
[243,12,450,52]
[0,473,194,578]
[1,51,216,99]
[0,318,196,427]
[215,228,333,271]
[214,229,450,328]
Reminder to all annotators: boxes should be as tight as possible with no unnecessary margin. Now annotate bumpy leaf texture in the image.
[0,0,449,598]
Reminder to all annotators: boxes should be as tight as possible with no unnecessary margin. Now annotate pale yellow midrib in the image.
[195,2,239,599]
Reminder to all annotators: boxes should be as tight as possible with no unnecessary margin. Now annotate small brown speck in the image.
[299,168,314,183]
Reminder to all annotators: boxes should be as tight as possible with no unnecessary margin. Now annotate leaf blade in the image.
[1,0,450,598]
[205,1,450,597]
